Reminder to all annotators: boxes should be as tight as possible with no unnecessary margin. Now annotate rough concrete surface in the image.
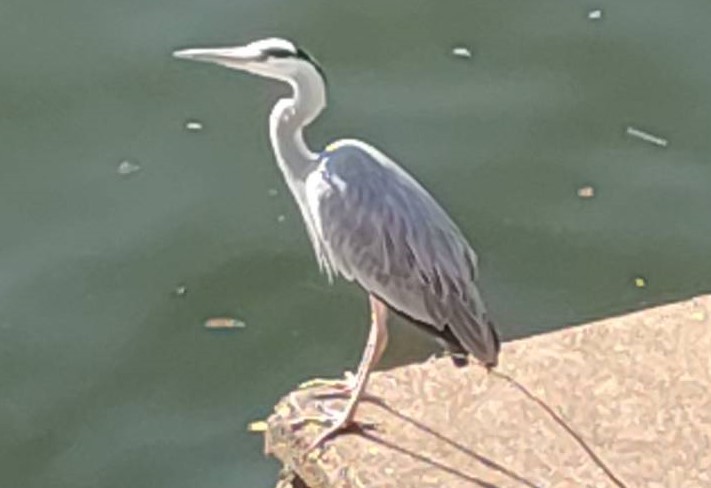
[263,295,711,487]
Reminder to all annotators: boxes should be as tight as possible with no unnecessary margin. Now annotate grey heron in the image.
[173,38,501,450]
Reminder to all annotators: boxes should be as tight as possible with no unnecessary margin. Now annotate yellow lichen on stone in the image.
[690,310,706,322]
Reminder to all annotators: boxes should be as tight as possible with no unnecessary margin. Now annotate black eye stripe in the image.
[295,48,315,63]
[262,45,327,84]
[263,47,296,58]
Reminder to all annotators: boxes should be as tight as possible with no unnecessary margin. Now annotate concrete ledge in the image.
[263,295,711,487]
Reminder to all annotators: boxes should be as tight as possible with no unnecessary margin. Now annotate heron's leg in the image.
[306,294,389,451]
[304,319,387,398]
[371,302,389,366]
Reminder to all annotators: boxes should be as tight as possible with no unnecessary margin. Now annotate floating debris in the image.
[117,160,141,176]
[452,46,472,59]
[577,185,595,199]
[277,215,286,223]
[204,317,246,329]
[185,120,204,131]
[247,420,268,433]
[634,277,647,288]
[587,9,603,20]
[626,126,668,147]
[173,284,188,297]
[267,188,278,197]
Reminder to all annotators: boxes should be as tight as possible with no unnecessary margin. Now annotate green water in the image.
[2,1,711,486]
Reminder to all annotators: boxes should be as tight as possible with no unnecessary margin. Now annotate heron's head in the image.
[173,37,325,86]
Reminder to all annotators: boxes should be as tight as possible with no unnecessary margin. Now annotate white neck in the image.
[269,67,326,184]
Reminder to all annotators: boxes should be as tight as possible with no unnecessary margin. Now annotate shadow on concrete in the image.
[370,401,540,488]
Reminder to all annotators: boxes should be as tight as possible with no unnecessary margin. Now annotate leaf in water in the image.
[247,420,268,433]
[452,46,472,59]
[117,160,141,176]
[185,120,204,131]
[204,317,246,329]
[173,284,188,297]
[577,186,595,199]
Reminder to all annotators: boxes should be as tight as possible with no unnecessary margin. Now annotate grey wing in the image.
[305,140,499,366]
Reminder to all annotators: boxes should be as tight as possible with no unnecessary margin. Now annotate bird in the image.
[173,37,500,450]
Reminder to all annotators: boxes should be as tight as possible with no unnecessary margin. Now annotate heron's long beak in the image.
[172,46,261,68]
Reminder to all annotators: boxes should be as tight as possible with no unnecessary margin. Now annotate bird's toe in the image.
[297,371,355,392]
[303,412,376,454]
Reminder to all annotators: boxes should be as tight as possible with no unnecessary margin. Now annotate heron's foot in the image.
[297,371,355,393]
[304,405,376,453]
[287,413,337,430]
[298,371,382,402]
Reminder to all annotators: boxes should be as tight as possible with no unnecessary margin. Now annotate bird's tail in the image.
[486,318,501,368]
[448,304,501,369]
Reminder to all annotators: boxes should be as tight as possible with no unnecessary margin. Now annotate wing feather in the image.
[305,140,499,365]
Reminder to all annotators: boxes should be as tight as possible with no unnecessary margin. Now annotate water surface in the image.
[2,1,711,486]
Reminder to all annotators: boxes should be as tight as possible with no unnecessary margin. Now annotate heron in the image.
[173,38,500,450]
